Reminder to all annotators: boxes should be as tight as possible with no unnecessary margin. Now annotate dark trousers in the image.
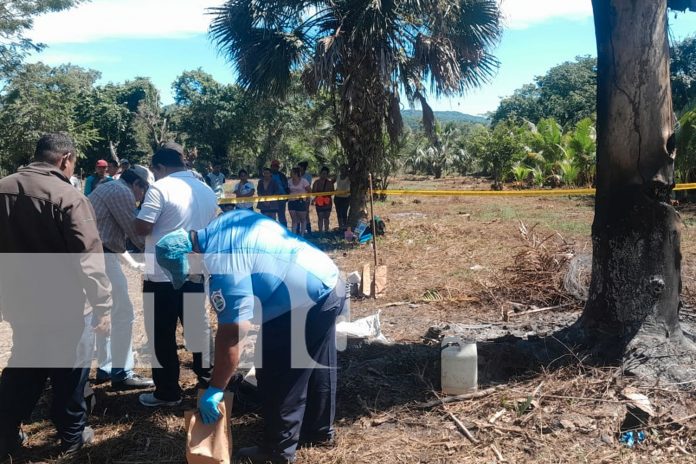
[0,367,89,447]
[334,197,350,228]
[277,200,288,227]
[255,281,344,460]
[143,280,211,401]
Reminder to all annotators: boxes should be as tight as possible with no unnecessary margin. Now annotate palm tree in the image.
[566,117,596,186]
[209,0,502,226]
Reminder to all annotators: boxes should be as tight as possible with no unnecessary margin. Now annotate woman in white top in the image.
[287,167,311,235]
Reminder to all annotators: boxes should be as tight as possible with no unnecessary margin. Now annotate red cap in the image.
[96,159,108,167]
[270,159,280,166]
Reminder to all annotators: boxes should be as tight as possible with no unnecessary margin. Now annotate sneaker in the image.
[138,392,181,407]
[234,446,294,463]
[112,374,154,389]
[59,426,94,455]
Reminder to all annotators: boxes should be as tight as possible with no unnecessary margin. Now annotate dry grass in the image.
[2,176,695,463]
[306,365,696,464]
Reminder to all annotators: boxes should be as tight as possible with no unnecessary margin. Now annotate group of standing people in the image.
[0,134,345,464]
[78,156,353,238]
[254,160,351,235]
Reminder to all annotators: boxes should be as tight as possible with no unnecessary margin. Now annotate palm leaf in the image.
[209,1,311,97]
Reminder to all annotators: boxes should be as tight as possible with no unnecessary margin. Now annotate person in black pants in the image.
[0,367,89,454]
[333,164,351,230]
[134,143,218,408]
[0,133,112,458]
[154,209,345,463]
[142,280,210,402]
[270,160,289,228]
[255,285,341,458]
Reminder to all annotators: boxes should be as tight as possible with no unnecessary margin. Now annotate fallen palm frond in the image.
[484,221,586,315]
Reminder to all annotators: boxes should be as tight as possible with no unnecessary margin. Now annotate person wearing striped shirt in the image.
[88,166,154,389]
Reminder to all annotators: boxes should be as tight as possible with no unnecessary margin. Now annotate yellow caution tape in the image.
[218,183,696,205]
[674,183,696,191]
[219,191,349,205]
[371,188,596,197]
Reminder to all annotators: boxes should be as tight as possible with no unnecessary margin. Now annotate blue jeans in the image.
[95,253,136,381]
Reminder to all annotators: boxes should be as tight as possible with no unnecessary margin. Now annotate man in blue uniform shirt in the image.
[155,209,345,463]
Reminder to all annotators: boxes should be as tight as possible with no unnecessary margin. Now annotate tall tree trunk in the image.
[581,0,687,361]
[339,63,385,228]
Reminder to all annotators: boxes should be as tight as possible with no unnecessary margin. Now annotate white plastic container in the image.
[441,336,478,395]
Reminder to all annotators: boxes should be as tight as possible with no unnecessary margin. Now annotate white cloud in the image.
[27,52,122,65]
[29,0,227,44]
[29,0,593,44]
[500,0,592,29]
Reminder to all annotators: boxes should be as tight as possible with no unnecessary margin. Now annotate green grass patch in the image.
[473,201,591,237]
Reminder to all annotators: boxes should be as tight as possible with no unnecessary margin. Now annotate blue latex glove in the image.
[199,387,224,424]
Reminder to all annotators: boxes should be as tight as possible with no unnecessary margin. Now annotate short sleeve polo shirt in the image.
[197,209,339,324]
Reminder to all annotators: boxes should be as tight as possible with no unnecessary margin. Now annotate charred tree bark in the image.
[580,0,696,375]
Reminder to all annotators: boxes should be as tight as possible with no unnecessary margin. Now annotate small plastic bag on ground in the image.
[336,311,390,344]
[184,391,234,464]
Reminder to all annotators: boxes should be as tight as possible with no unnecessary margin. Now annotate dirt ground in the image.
[1,176,695,463]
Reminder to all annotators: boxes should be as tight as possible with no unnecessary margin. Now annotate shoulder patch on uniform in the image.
[210,289,226,313]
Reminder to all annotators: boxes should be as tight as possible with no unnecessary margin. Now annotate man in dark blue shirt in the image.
[270,159,289,228]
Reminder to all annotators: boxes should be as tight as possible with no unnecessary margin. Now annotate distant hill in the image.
[401,109,489,130]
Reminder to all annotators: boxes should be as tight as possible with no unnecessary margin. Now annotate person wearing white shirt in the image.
[233,169,255,210]
[134,142,218,407]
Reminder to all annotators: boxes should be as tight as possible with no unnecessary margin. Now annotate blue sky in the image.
[27,0,696,116]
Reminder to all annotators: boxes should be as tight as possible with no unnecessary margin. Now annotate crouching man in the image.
[155,209,345,464]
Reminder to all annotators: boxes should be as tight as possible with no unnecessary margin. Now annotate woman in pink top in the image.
[287,167,311,235]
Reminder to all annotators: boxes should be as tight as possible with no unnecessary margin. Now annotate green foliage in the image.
[491,56,597,128]
[499,117,596,187]
[490,84,542,127]
[525,118,567,167]
[530,166,545,187]
[0,61,342,178]
[511,163,532,183]
[0,1,83,77]
[467,122,525,187]
[244,80,341,175]
[0,63,100,172]
[405,122,472,178]
[76,78,162,169]
[677,109,696,182]
[210,0,503,224]
[671,35,696,113]
[492,39,696,128]
[373,132,403,199]
[566,118,596,185]
[558,159,581,186]
[170,69,258,170]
